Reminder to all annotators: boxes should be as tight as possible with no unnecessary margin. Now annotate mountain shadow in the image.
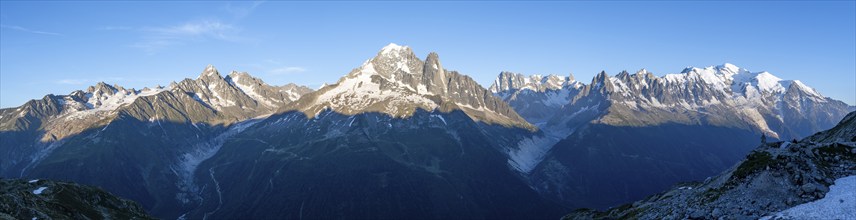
[530,123,760,210]
[183,108,566,219]
[2,108,568,219]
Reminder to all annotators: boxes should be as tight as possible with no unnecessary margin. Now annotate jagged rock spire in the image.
[422,52,447,94]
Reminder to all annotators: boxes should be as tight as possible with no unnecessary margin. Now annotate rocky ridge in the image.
[490,72,584,126]
[0,65,312,141]
[491,64,854,140]
[562,111,856,220]
[0,66,312,183]
[0,178,154,219]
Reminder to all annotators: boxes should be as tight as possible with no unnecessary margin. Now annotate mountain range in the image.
[1,43,852,219]
[490,62,854,209]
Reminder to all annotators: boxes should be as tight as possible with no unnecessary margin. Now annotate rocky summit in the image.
[289,43,533,130]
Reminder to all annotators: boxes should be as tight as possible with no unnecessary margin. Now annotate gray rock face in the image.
[561,111,856,220]
[800,183,817,194]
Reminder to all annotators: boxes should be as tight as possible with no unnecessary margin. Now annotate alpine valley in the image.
[1,44,853,219]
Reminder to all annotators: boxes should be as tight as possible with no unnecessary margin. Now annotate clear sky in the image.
[1,1,854,108]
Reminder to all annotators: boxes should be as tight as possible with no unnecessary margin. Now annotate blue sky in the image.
[1,1,854,108]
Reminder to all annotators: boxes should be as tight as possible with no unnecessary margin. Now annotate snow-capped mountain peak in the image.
[226,71,277,107]
[786,80,824,98]
[173,66,315,112]
[86,82,117,95]
[290,44,533,129]
[753,71,784,93]
[361,43,422,81]
[298,45,434,116]
[488,72,578,94]
[659,63,813,99]
[379,43,410,55]
[1,64,314,142]
[717,62,741,74]
[65,82,166,113]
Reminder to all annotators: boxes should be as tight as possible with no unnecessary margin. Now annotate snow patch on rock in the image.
[312,62,438,116]
[32,186,47,195]
[508,134,560,173]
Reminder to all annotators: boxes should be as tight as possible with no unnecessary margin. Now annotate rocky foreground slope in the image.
[0,178,154,219]
[562,111,856,219]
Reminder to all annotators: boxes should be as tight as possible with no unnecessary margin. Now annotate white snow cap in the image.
[672,63,823,97]
[753,71,784,92]
[718,63,741,73]
[380,43,409,54]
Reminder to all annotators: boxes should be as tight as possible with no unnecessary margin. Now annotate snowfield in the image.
[762,175,856,220]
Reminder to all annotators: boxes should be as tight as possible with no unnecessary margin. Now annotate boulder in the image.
[688,209,706,219]
[800,183,817,194]
[712,208,722,217]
